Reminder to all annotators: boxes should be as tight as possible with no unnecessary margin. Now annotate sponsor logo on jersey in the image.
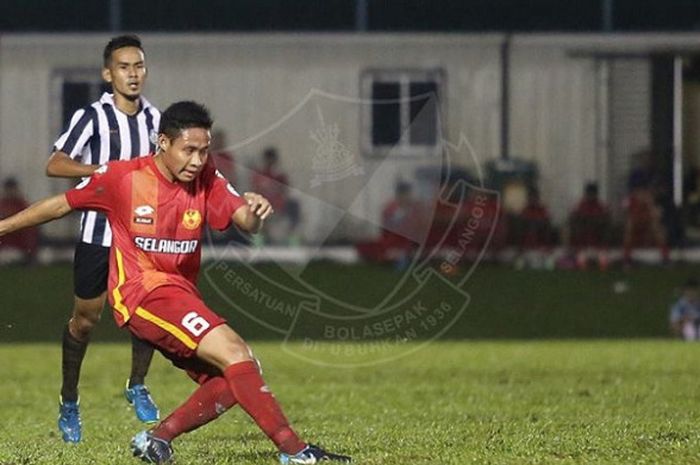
[134,205,154,216]
[182,209,202,230]
[133,204,155,225]
[134,237,199,254]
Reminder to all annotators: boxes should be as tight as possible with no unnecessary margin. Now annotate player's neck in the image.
[113,93,141,116]
[153,154,176,183]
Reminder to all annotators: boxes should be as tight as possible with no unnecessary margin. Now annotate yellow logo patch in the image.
[182,209,202,230]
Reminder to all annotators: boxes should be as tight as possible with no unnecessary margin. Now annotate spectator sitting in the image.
[568,182,610,270]
[512,187,555,249]
[670,278,700,341]
[356,181,424,270]
[0,177,39,263]
[622,180,669,265]
[250,147,301,246]
[508,187,556,269]
[210,129,237,185]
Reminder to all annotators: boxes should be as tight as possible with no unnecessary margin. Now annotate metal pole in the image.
[673,55,683,206]
[355,0,368,32]
[595,58,611,202]
[109,0,122,33]
[500,34,511,160]
[602,0,613,32]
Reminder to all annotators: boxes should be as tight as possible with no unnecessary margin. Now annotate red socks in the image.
[152,360,305,456]
[224,360,306,455]
[152,376,236,442]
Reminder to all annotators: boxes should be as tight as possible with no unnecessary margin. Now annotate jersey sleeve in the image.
[53,107,95,160]
[204,164,247,231]
[64,164,117,214]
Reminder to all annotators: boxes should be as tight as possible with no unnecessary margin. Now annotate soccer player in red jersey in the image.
[0,101,350,465]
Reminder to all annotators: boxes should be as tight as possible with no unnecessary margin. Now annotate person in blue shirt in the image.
[670,278,700,341]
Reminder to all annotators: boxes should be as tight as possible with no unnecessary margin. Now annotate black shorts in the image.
[73,242,109,299]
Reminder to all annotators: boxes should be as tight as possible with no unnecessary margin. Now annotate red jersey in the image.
[0,196,29,218]
[572,198,608,219]
[521,203,550,222]
[65,156,246,326]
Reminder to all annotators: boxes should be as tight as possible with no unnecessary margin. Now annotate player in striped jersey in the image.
[46,34,161,443]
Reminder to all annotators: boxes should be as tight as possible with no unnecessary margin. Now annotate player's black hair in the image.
[159,101,213,141]
[684,277,699,289]
[103,34,144,67]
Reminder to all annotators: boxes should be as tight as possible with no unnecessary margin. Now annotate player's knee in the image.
[197,326,254,370]
[70,314,100,338]
[221,339,253,366]
[70,304,102,338]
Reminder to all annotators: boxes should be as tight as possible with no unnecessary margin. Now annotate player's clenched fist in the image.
[243,192,274,220]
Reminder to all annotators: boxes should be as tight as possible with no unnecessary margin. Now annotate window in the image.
[50,69,110,136]
[361,68,445,157]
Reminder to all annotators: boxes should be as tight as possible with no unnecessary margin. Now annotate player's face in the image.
[160,128,211,183]
[102,46,147,101]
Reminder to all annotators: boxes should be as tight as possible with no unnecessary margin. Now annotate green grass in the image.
[0,262,696,342]
[1,263,699,463]
[2,341,700,464]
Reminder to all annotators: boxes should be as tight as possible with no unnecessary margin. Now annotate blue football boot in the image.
[125,380,160,424]
[279,444,351,464]
[58,396,81,443]
[130,430,173,464]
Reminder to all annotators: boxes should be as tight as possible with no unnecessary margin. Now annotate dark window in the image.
[362,69,443,157]
[60,79,109,129]
[371,82,401,145]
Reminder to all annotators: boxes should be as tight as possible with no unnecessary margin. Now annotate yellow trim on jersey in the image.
[134,306,198,350]
[112,248,130,322]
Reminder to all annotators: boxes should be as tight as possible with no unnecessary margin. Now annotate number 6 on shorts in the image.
[182,311,210,336]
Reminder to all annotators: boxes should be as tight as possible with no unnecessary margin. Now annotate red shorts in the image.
[124,285,227,384]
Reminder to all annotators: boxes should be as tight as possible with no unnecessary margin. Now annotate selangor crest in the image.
[182,209,202,230]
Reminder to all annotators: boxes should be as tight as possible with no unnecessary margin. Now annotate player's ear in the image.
[158,134,170,152]
[102,67,112,83]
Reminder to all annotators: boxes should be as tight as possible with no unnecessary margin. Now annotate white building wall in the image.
[3,33,699,241]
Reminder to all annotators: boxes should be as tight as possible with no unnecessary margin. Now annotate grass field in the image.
[2,262,700,464]
[1,262,698,342]
[1,341,700,464]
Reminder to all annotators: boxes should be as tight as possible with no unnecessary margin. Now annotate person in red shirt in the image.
[210,128,237,185]
[513,187,554,250]
[357,181,424,268]
[0,101,349,465]
[568,183,610,270]
[0,177,38,263]
[622,184,669,265]
[251,147,301,245]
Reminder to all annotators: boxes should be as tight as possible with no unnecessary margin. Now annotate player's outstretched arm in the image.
[46,151,100,178]
[0,194,73,237]
[232,192,274,234]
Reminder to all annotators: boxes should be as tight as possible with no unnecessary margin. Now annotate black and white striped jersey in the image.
[53,92,160,247]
